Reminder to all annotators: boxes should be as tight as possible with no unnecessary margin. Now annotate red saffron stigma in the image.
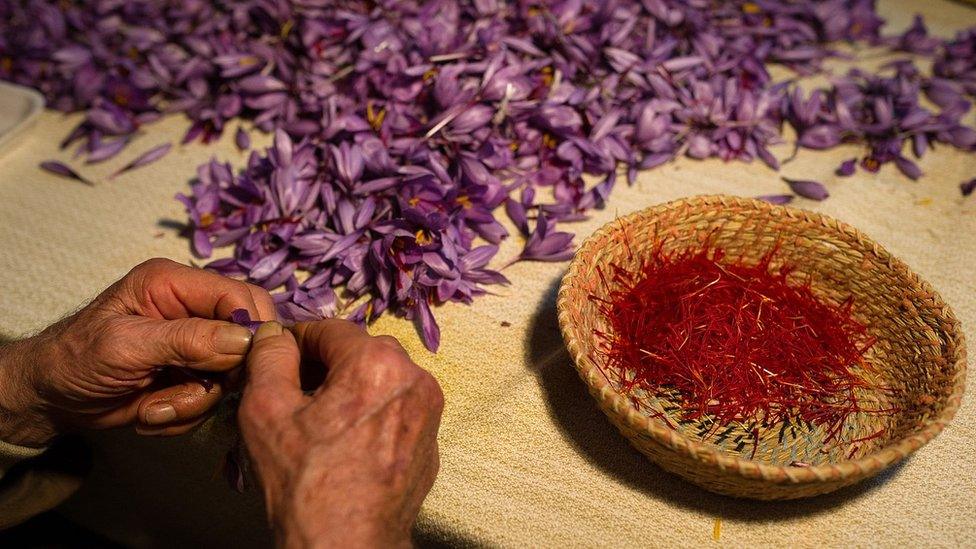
[590,244,890,457]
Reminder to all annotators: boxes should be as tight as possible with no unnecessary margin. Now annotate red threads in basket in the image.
[591,244,885,448]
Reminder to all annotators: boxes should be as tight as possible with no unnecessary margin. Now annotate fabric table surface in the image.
[0,1,974,546]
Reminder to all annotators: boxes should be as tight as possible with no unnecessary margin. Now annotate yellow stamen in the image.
[456,195,472,209]
[408,197,421,207]
[372,108,386,131]
[239,56,259,67]
[280,20,294,39]
[364,301,374,322]
[540,65,554,88]
[200,212,215,228]
[127,47,140,60]
[527,7,541,17]
[423,68,438,82]
[542,133,557,149]
[713,518,722,541]
[415,229,433,245]
[366,102,386,132]
[742,2,761,14]
[509,141,519,152]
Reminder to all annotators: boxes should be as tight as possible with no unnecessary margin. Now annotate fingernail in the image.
[254,321,283,342]
[216,324,253,354]
[144,402,177,425]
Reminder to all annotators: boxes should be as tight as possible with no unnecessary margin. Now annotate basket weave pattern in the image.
[557,195,967,499]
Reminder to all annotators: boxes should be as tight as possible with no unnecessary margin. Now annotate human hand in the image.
[0,258,276,447]
[239,321,444,548]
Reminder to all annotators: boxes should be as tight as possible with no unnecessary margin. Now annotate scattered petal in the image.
[40,160,93,185]
[111,143,172,178]
[961,178,976,197]
[782,177,829,201]
[757,194,795,205]
[235,127,250,151]
[835,159,856,177]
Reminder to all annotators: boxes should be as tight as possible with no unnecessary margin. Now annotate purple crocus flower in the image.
[889,15,940,55]
[517,213,576,263]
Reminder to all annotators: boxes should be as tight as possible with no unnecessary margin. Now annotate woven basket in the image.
[557,195,967,500]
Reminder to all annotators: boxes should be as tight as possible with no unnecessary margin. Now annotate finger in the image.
[245,283,277,321]
[123,258,262,320]
[124,316,253,371]
[242,322,303,417]
[293,319,391,374]
[136,381,225,429]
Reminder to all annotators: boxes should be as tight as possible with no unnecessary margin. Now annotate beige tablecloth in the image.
[1,1,975,546]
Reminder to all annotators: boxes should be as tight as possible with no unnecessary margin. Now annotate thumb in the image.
[242,322,303,422]
[126,316,253,372]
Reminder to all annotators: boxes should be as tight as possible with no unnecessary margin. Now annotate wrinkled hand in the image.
[0,258,276,446]
[239,321,443,548]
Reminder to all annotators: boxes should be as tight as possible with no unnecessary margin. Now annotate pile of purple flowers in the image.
[786,60,975,181]
[2,1,974,350]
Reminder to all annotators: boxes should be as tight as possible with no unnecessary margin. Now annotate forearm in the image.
[0,337,58,448]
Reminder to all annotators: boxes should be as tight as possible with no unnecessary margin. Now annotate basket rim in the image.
[556,194,968,486]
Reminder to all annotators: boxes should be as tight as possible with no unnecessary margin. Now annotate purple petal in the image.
[662,56,704,72]
[783,177,829,201]
[238,75,287,94]
[960,178,976,197]
[947,127,976,149]
[40,160,93,185]
[757,194,795,205]
[416,298,441,352]
[894,156,922,180]
[451,105,493,133]
[797,126,841,150]
[505,198,530,236]
[460,245,499,271]
[250,248,290,281]
[111,143,172,178]
[235,127,251,151]
[192,230,213,258]
[86,137,130,164]
[835,159,856,177]
[230,308,263,334]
